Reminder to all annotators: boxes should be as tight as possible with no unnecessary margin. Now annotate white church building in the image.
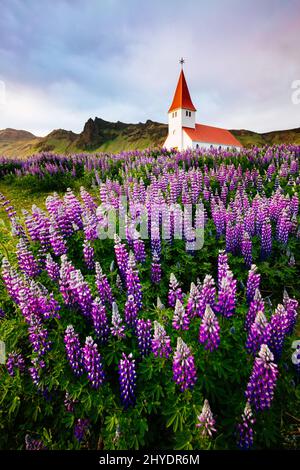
[164,64,242,151]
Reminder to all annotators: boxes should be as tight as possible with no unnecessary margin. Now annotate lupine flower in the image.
[268,304,290,361]
[126,252,143,310]
[241,232,252,267]
[198,275,216,317]
[118,352,136,408]
[64,325,83,376]
[124,294,138,328]
[6,352,25,376]
[95,262,114,305]
[186,282,201,319]
[45,253,60,281]
[74,418,90,442]
[136,318,152,357]
[49,225,67,256]
[25,435,46,450]
[111,302,125,338]
[217,250,229,290]
[16,238,40,278]
[245,289,264,331]
[64,391,77,413]
[199,305,220,351]
[236,402,255,449]
[246,265,260,304]
[196,399,216,437]
[29,358,45,387]
[168,273,183,308]
[152,321,172,358]
[276,209,290,244]
[261,218,272,259]
[82,336,105,389]
[83,239,95,270]
[151,251,161,284]
[172,337,197,391]
[133,238,146,263]
[91,298,109,342]
[246,311,271,356]
[114,234,129,280]
[283,290,298,335]
[172,298,190,330]
[245,344,279,411]
[217,270,237,318]
[28,316,51,356]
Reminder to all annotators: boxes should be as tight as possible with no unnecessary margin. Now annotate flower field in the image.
[0,145,299,450]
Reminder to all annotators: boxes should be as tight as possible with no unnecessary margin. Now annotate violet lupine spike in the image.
[196,399,216,437]
[198,275,216,318]
[83,239,95,270]
[268,304,290,361]
[82,336,105,389]
[124,294,138,328]
[136,318,152,357]
[28,315,51,357]
[16,238,40,278]
[151,251,161,284]
[276,209,290,245]
[245,344,279,411]
[29,358,45,387]
[126,251,143,310]
[133,238,146,263]
[172,337,197,392]
[49,225,67,256]
[118,352,136,408]
[172,298,190,331]
[236,402,255,449]
[64,391,77,413]
[245,289,265,332]
[45,253,60,281]
[246,265,261,304]
[74,418,90,443]
[216,270,237,318]
[114,234,129,280]
[64,325,83,376]
[186,282,201,319]
[63,188,83,229]
[283,290,298,335]
[110,302,125,338]
[241,232,252,268]
[95,262,114,305]
[6,352,25,377]
[25,434,46,450]
[217,250,229,290]
[245,311,271,356]
[261,218,272,259]
[91,298,109,343]
[199,305,220,352]
[152,321,172,358]
[168,273,183,308]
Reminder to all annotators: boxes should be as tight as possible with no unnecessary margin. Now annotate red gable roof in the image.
[183,123,242,147]
[168,70,197,113]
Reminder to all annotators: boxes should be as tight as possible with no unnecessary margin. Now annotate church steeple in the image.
[168,68,196,113]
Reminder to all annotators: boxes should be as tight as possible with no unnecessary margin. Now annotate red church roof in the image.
[183,123,242,147]
[168,70,197,113]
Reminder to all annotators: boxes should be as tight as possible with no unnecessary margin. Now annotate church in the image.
[164,62,242,151]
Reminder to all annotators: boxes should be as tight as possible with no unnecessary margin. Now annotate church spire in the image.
[168,64,196,113]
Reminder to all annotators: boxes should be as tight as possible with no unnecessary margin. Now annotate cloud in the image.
[0,0,299,135]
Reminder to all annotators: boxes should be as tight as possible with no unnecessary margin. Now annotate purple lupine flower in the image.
[83,239,95,270]
[6,352,25,377]
[276,209,290,245]
[151,251,161,284]
[246,311,271,356]
[110,302,125,338]
[126,252,143,310]
[74,418,90,442]
[172,298,190,330]
[216,270,237,318]
[64,325,83,376]
[28,316,51,356]
[82,336,105,389]
[91,298,109,343]
[152,321,172,358]
[16,238,40,278]
[172,337,197,392]
[168,273,183,308]
[283,290,298,335]
[186,282,201,319]
[246,265,260,304]
[217,250,229,290]
[49,225,67,256]
[236,402,255,449]
[245,344,279,411]
[114,234,129,280]
[245,289,265,331]
[63,188,83,229]
[241,232,252,267]
[268,304,290,361]
[25,434,46,450]
[64,391,77,413]
[196,399,216,437]
[29,358,45,387]
[45,253,60,281]
[198,275,216,317]
[133,238,146,263]
[261,218,272,259]
[95,262,114,305]
[136,318,152,357]
[199,305,220,352]
[118,352,136,408]
[124,294,138,328]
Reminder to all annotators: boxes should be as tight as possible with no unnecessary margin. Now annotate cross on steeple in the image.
[179,57,185,69]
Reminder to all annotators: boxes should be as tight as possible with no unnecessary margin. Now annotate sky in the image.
[0,0,299,136]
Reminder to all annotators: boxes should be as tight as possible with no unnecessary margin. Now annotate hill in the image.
[0,119,300,157]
